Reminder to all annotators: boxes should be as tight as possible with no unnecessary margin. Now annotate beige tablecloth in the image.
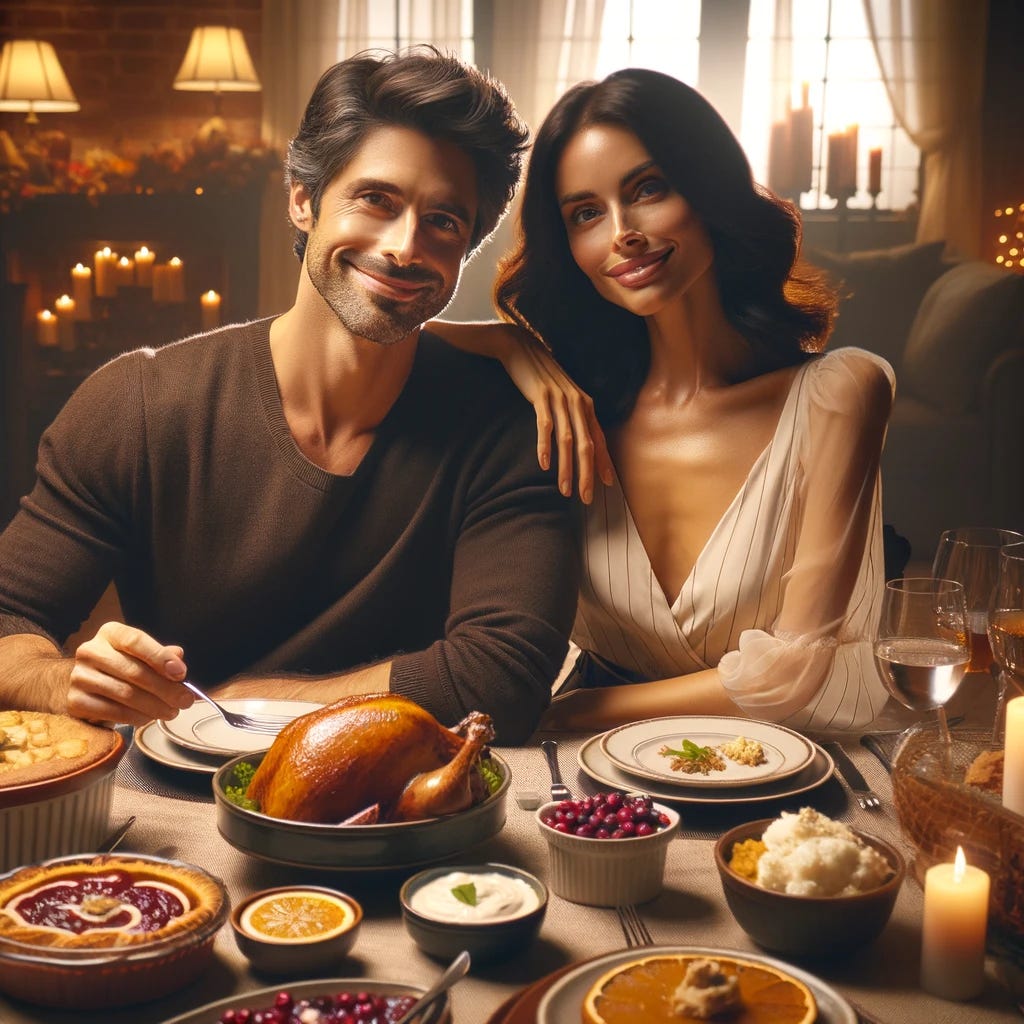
[2,710,1020,1023]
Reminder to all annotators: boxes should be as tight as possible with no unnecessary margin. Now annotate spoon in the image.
[97,815,137,853]
[395,950,470,1024]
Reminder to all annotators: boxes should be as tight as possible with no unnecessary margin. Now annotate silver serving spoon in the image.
[395,950,470,1024]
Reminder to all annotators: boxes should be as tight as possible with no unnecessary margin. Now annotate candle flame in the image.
[170,257,182,267]
[954,845,967,882]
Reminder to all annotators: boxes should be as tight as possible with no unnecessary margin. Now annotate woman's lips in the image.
[604,247,672,287]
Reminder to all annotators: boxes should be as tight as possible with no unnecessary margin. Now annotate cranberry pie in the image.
[0,855,225,949]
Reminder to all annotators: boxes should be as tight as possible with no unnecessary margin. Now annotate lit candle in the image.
[93,247,118,298]
[921,846,990,1000]
[200,289,221,330]
[767,120,791,196]
[868,146,882,195]
[843,124,859,193]
[54,294,76,351]
[115,255,135,288]
[134,246,155,287]
[826,131,843,198]
[71,263,92,320]
[165,256,185,303]
[788,101,813,195]
[1004,695,1024,815]
[36,309,58,348]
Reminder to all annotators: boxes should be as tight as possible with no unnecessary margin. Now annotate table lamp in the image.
[0,39,79,126]
[173,26,261,115]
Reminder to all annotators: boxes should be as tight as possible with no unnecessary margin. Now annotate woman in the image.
[436,68,893,733]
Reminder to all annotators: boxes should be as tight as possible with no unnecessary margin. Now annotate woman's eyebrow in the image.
[559,159,659,207]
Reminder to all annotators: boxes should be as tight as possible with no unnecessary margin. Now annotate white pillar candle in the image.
[1003,695,1024,815]
[165,257,185,303]
[921,846,990,1000]
[134,246,155,287]
[94,247,118,298]
[200,289,221,330]
[115,255,135,288]
[36,309,58,348]
[54,294,76,351]
[152,264,168,303]
[71,263,92,320]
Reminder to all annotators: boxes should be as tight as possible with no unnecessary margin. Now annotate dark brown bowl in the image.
[713,817,905,959]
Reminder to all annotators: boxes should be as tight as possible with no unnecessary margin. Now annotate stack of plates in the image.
[577,715,835,805]
[134,699,321,775]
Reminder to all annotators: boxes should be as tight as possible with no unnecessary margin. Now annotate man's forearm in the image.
[209,660,392,703]
[0,633,72,713]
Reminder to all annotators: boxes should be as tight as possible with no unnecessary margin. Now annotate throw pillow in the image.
[901,262,1024,415]
[807,241,947,367]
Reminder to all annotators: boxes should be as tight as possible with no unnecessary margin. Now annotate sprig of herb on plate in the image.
[658,739,726,775]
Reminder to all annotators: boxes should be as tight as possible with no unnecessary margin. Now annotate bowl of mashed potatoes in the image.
[400,862,547,963]
[714,807,905,958]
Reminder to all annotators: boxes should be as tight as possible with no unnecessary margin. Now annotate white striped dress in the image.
[571,347,894,732]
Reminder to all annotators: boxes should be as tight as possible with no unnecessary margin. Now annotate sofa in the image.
[811,242,1024,564]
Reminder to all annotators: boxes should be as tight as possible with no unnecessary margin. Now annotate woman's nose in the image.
[612,212,646,252]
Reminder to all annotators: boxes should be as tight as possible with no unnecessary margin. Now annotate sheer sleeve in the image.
[717,348,895,730]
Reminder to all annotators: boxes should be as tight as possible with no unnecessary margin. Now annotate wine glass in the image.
[989,541,1024,738]
[932,527,1024,673]
[873,577,970,758]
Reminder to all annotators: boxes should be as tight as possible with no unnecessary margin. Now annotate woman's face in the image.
[555,124,714,318]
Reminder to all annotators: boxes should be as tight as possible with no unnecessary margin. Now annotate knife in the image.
[823,742,875,802]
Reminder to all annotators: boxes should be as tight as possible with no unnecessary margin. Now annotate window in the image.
[352,0,474,62]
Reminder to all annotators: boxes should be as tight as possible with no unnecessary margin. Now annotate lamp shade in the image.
[0,39,80,115]
[174,26,261,92]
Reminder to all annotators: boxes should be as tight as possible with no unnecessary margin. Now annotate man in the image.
[0,49,579,744]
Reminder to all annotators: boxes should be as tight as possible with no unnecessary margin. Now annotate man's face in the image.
[298,125,479,345]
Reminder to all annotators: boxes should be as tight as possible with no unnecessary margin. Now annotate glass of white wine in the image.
[989,541,1024,738]
[932,526,1024,673]
[873,577,969,757]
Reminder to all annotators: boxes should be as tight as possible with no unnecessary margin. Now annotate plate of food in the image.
[213,693,510,870]
[157,698,323,756]
[578,734,834,806]
[536,945,856,1024]
[599,716,816,788]
[160,977,449,1024]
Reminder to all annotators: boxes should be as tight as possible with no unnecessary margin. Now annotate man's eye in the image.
[427,213,460,233]
[363,192,392,208]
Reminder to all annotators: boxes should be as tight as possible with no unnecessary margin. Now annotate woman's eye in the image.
[635,178,667,200]
[570,206,600,226]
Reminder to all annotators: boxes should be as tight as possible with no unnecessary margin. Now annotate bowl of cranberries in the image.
[536,792,680,906]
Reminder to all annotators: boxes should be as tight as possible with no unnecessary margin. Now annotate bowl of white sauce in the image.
[400,862,547,962]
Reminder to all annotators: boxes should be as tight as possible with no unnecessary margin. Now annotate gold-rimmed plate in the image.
[599,715,816,788]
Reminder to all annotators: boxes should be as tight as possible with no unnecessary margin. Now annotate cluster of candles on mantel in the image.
[920,693,1024,1002]
[766,82,883,204]
[35,246,222,351]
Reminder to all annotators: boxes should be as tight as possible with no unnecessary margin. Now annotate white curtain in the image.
[444,0,605,320]
[863,0,988,257]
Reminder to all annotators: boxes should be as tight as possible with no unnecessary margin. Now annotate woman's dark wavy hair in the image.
[495,68,836,425]
[287,46,528,262]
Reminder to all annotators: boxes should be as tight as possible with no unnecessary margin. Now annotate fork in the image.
[180,680,293,735]
[616,904,654,948]
[825,741,882,810]
[541,739,572,802]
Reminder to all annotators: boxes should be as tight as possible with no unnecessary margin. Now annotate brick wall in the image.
[0,0,263,160]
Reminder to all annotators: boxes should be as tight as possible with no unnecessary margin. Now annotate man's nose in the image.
[380,209,421,266]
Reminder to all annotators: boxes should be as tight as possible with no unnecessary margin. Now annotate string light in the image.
[993,204,1024,272]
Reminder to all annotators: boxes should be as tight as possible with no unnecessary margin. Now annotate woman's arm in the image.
[539,667,741,731]
[429,320,613,502]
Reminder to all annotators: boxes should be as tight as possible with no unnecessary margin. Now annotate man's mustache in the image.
[343,253,442,288]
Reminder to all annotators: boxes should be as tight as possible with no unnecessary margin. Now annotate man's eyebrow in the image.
[559,159,659,207]
[344,177,472,225]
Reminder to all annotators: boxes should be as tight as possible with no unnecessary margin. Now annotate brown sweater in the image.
[0,319,580,742]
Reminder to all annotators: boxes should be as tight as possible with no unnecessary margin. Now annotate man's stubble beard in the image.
[309,252,457,346]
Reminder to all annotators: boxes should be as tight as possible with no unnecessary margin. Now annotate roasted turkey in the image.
[246,693,495,824]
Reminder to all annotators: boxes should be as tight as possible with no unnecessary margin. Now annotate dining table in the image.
[2,683,1021,1024]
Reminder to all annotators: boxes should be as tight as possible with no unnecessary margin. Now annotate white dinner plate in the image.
[157,698,322,755]
[536,945,857,1024]
[578,733,834,805]
[160,977,448,1024]
[599,715,816,788]
[134,720,229,775]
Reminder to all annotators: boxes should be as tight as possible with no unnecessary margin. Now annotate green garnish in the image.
[478,757,503,795]
[660,739,714,761]
[451,882,478,906]
[224,760,260,811]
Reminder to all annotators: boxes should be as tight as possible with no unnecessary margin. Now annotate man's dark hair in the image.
[287,46,529,262]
